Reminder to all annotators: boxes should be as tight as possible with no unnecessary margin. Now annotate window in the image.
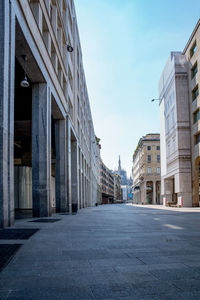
[166,115,170,133]
[167,141,170,156]
[77,96,80,116]
[77,47,79,67]
[191,62,198,79]
[147,146,151,150]
[68,65,73,91]
[157,155,160,162]
[192,85,199,101]
[68,98,73,120]
[157,167,161,174]
[193,109,200,124]
[156,146,160,150]
[147,155,151,162]
[77,71,79,90]
[190,41,197,58]
[147,167,151,174]
[195,133,200,145]
[171,108,175,128]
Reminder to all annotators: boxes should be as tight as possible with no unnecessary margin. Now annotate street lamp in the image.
[64,44,73,52]
[20,55,29,88]
[151,98,160,102]
[67,45,73,52]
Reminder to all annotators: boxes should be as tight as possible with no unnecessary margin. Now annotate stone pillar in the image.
[66,118,78,213]
[0,1,15,228]
[153,181,156,204]
[55,119,67,212]
[71,137,78,209]
[142,182,146,204]
[66,119,72,213]
[82,172,84,208]
[32,83,51,217]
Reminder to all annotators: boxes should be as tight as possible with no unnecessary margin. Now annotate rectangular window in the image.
[156,146,160,150]
[171,108,175,127]
[77,96,80,116]
[190,41,197,58]
[193,109,200,124]
[147,155,151,162]
[157,167,161,174]
[157,155,160,162]
[166,115,170,133]
[147,146,151,150]
[77,71,79,90]
[195,133,200,145]
[147,167,151,174]
[191,62,198,79]
[167,141,170,156]
[68,98,73,120]
[192,85,199,101]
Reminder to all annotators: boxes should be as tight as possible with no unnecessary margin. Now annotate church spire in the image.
[118,155,121,171]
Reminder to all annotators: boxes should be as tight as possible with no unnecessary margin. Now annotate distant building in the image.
[115,156,128,185]
[114,156,133,200]
[121,185,128,201]
[100,160,114,204]
[113,173,122,201]
[132,134,161,204]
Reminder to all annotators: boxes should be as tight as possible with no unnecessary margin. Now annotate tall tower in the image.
[118,155,121,171]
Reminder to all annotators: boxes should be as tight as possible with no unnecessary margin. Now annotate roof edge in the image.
[183,19,200,54]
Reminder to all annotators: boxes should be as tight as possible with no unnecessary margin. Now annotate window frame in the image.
[190,41,197,58]
[147,167,152,174]
[192,85,199,102]
[147,155,151,163]
[191,62,198,79]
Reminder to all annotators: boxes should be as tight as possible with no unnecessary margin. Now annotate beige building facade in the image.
[100,160,114,204]
[183,20,200,206]
[132,134,161,204]
[113,173,122,201]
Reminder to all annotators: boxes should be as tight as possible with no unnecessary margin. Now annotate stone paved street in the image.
[1,204,200,299]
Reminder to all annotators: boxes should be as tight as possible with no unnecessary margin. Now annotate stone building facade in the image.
[100,160,114,204]
[0,0,100,228]
[113,173,122,201]
[159,19,200,207]
[183,20,200,207]
[159,52,192,207]
[132,134,161,204]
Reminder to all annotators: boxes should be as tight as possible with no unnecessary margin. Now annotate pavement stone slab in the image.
[1,204,200,299]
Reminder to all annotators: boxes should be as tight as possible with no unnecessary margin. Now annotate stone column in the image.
[66,119,72,213]
[82,172,84,208]
[55,119,67,212]
[71,137,78,210]
[32,83,51,217]
[153,181,156,204]
[0,1,15,228]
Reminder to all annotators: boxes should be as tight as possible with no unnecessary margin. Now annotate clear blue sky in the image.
[74,0,200,175]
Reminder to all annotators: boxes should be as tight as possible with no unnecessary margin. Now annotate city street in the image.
[1,204,200,299]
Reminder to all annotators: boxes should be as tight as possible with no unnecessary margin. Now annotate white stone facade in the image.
[159,53,192,207]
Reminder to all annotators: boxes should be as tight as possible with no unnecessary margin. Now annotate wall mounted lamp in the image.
[67,45,73,52]
[20,55,29,88]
